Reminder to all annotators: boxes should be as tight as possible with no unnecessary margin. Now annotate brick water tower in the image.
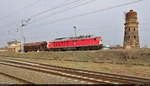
[123,10,140,49]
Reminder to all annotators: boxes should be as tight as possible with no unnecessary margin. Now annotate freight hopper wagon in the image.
[24,41,48,52]
[48,35,103,51]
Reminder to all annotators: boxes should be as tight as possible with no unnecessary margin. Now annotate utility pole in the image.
[20,18,31,53]
[20,19,25,53]
[73,26,77,37]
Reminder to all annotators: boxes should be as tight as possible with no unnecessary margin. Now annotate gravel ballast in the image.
[0,64,85,84]
[0,73,26,84]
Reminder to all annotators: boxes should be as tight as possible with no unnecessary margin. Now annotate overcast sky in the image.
[0,0,149,48]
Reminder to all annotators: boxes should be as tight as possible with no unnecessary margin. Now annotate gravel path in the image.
[0,64,85,84]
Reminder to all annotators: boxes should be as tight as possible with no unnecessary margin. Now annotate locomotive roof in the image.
[53,35,95,42]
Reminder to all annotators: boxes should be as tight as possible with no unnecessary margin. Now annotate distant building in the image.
[123,10,140,49]
[8,41,21,52]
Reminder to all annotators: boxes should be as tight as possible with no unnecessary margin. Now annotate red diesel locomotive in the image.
[48,35,103,51]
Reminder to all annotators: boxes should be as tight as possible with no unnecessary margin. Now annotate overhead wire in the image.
[0,0,42,34]
[29,0,83,18]
[2,0,74,36]
[2,0,145,41]
[4,0,84,42]
[27,0,144,29]
[29,0,97,24]
[48,0,144,24]
[1,0,97,30]
[3,0,143,31]
[0,0,41,21]
[0,0,82,30]
[2,0,43,43]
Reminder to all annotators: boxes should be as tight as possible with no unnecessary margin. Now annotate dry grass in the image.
[0,49,150,78]
[4,57,150,78]
[0,49,150,66]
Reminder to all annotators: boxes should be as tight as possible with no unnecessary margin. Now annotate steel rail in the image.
[1,58,150,84]
[3,58,150,84]
[0,72,34,84]
[0,60,133,84]
[0,61,107,84]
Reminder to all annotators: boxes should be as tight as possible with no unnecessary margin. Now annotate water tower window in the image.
[134,28,136,31]
[129,28,130,31]
[134,36,136,39]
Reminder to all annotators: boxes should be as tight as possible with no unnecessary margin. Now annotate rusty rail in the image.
[0,58,150,84]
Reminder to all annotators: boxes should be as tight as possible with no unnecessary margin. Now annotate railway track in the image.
[0,72,34,84]
[0,58,150,84]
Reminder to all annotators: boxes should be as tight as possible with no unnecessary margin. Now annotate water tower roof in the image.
[126,10,137,17]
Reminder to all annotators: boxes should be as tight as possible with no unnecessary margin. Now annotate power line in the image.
[29,0,83,18]
[21,0,41,9]
[0,0,41,21]
[3,0,84,42]
[0,0,42,31]
[49,0,143,23]
[0,0,82,30]
[2,0,145,33]
[1,0,112,30]
[29,0,97,24]
[27,0,144,29]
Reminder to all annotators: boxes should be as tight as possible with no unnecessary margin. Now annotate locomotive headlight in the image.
[99,40,102,44]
